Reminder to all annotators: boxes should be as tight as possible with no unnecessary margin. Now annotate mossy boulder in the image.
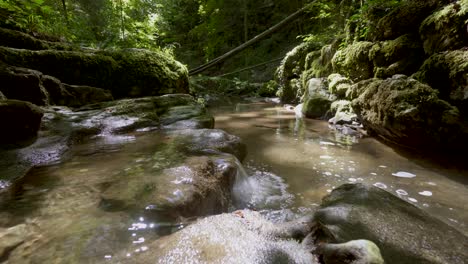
[351,75,468,151]
[0,100,44,148]
[275,42,320,103]
[0,46,189,99]
[332,42,374,81]
[313,183,468,264]
[369,34,426,79]
[412,49,468,113]
[372,0,448,41]
[420,1,468,55]
[328,74,353,98]
[302,78,334,119]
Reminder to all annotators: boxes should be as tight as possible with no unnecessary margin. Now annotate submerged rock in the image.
[316,240,384,264]
[125,210,318,264]
[313,183,468,264]
[101,154,238,219]
[0,100,43,148]
[351,75,468,151]
[420,1,468,55]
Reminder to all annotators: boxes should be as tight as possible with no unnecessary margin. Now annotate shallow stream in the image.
[0,99,467,263]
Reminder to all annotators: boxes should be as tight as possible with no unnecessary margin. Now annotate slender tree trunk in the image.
[61,0,68,24]
[120,0,125,39]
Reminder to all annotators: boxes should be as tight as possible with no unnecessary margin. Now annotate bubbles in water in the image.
[373,182,387,189]
[408,197,418,203]
[418,191,433,197]
[396,189,408,196]
[319,141,335,146]
[323,172,332,176]
[370,172,377,176]
[427,182,437,186]
[348,178,357,182]
[379,165,387,168]
[320,155,332,159]
[104,255,112,259]
[392,171,416,178]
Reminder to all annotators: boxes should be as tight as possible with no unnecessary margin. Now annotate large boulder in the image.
[412,49,468,113]
[301,78,334,119]
[332,42,374,81]
[419,1,468,55]
[351,75,468,151]
[0,100,44,148]
[0,46,188,99]
[123,210,319,263]
[313,183,468,264]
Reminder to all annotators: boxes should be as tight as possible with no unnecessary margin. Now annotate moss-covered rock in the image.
[301,78,334,119]
[345,78,377,100]
[0,46,189,99]
[0,64,49,106]
[0,27,75,51]
[352,75,468,151]
[275,42,321,103]
[369,34,426,79]
[0,100,44,148]
[420,1,468,55]
[328,74,353,98]
[258,80,278,97]
[332,42,374,81]
[314,183,468,264]
[412,49,468,113]
[372,0,447,41]
[62,84,113,107]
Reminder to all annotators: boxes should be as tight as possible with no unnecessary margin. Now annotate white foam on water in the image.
[373,182,387,189]
[396,189,408,196]
[392,171,416,178]
[408,197,418,203]
[348,178,357,182]
[418,191,433,196]
[320,155,333,159]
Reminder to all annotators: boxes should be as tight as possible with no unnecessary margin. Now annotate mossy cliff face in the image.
[420,1,468,55]
[352,76,467,151]
[331,42,374,82]
[0,29,189,99]
[413,49,468,113]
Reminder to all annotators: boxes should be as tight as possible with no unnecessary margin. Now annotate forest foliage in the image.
[0,0,405,76]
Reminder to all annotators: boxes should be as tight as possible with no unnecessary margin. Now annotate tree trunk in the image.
[61,0,68,24]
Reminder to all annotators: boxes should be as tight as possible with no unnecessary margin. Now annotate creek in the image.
[0,98,466,263]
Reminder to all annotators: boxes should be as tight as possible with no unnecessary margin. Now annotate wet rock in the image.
[412,49,468,113]
[329,100,357,125]
[302,78,334,119]
[313,183,468,264]
[0,64,50,106]
[170,129,246,161]
[332,42,374,81]
[101,155,238,219]
[0,100,44,148]
[351,75,468,151]
[420,1,468,55]
[0,224,28,261]
[40,75,70,106]
[124,210,318,263]
[61,84,113,107]
[317,240,384,264]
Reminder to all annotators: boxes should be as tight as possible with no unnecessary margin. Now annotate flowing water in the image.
[0,99,467,263]
[210,99,468,232]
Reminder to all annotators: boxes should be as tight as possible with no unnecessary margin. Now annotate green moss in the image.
[332,42,374,81]
[302,97,332,119]
[0,46,189,98]
[420,1,468,54]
